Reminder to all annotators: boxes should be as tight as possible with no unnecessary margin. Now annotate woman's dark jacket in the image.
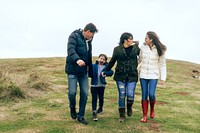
[65,29,93,77]
[91,61,113,85]
[105,43,140,82]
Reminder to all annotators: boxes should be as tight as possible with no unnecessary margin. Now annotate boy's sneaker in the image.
[77,117,88,125]
[92,110,98,122]
[97,108,103,114]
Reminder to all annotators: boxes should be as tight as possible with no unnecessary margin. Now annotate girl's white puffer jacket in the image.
[139,44,166,81]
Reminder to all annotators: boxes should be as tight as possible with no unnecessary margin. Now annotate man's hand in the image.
[76,59,85,67]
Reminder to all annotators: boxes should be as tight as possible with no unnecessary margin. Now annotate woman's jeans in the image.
[68,74,88,118]
[116,81,137,108]
[140,78,158,101]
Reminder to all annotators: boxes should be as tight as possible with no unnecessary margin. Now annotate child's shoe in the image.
[97,107,103,114]
[92,110,98,122]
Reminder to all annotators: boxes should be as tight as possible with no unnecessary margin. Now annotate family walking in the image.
[65,23,167,125]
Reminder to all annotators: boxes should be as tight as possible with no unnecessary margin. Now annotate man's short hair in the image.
[84,23,98,33]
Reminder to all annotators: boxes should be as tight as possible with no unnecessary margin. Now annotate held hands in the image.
[76,59,85,67]
[101,72,106,77]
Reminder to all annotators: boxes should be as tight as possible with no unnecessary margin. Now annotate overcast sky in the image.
[0,0,200,64]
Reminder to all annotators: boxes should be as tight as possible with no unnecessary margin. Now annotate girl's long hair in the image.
[147,31,167,56]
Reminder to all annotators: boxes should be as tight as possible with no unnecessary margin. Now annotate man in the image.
[65,23,98,125]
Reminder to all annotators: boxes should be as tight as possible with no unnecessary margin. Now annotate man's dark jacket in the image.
[105,43,140,82]
[65,29,93,77]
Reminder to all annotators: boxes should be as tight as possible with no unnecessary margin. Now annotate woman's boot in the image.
[140,100,148,123]
[118,108,125,122]
[127,102,133,117]
[150,100,155,118]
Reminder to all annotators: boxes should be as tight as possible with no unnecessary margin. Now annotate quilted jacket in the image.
[139,44,166,80]
[65,29,93,77]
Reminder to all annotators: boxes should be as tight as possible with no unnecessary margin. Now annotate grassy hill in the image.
[0,57,199,133]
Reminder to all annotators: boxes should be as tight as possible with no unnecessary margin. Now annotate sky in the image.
[0,0,200,64]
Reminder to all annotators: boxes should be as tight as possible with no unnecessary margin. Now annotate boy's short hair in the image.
[99,54,107,61]
[84,23,98,33]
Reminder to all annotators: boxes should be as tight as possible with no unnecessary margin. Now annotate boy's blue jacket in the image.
[91,60,113,85]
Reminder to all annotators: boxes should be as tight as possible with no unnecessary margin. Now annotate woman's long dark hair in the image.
[147,31,167,56]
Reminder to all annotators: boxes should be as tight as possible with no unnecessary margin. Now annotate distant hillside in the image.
[0,57,199,100]
[0,57,200,133]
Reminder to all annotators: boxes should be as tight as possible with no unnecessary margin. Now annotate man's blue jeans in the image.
[140,78,158,101]
[68,74,88,118]
[116,81,137,108]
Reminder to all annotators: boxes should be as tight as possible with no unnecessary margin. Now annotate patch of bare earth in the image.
[148,120,161,132]
[110,98,118,103]
[156,101,167,105]
[174,92,189,96]
[135,120,161,132]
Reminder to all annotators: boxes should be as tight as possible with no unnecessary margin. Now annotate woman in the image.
[139,31,167,123]
[104,32,140,122]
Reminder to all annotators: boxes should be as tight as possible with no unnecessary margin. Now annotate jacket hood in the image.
[72,28,82,34]
[71,29,84,39]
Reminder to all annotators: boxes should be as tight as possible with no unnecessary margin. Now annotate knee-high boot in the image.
[118,108,125,122]
[127,102,133,117]
[140,100,148,123]
[150,100,155,118]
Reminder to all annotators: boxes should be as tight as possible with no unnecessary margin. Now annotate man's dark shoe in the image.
[70,107,77,119]
[77,117,89,125]
[97,108,103,114]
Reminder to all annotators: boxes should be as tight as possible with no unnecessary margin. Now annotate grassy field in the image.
[0,57,199,133]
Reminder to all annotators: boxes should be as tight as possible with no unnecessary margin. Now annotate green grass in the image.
[0,57,200,133]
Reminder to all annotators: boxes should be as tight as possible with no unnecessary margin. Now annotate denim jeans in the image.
[116,81,137,108]
[68,74,88,118]
[140,78,158,101]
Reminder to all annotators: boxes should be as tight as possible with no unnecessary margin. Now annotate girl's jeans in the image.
[91,86,105,111]
[116,81,137,108]
[140,78,158,101]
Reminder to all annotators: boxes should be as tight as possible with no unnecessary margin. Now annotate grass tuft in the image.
[0,82,26,100]
[27,73,50,91]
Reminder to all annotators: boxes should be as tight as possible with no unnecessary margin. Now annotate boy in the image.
[90,54,113,121]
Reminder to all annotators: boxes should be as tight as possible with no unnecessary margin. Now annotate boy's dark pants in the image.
[91,87,105,110]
